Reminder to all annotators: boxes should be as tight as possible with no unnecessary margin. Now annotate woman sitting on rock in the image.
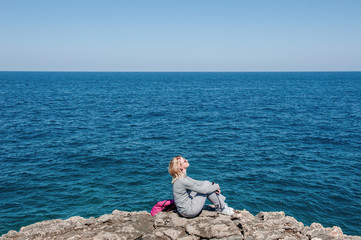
[168,155,234,217]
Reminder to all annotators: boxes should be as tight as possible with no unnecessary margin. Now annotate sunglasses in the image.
[181,159,188,165]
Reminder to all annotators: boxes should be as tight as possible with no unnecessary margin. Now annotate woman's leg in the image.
[187,192,228,216]
[183,191,231,217]
[185,191,208,217]
[207,192,227,212]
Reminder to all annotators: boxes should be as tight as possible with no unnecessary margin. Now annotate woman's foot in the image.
[219,207,234,215]
[222,204,234,213]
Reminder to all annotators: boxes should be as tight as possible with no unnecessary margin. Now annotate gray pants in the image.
[183,191,227,218]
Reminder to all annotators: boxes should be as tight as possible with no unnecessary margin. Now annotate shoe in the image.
[219,207,234,216]
[223,204,234,212]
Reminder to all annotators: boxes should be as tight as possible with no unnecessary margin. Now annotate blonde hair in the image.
[168,155,185,184]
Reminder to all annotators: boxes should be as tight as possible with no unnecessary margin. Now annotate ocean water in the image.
[0,71,360,236]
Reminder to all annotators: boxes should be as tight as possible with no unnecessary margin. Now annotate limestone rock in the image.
[1,208,360,240]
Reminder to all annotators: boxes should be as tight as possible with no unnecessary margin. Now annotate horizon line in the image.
[1,70,360,73]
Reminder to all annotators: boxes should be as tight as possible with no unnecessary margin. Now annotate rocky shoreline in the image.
[1,208,360,240]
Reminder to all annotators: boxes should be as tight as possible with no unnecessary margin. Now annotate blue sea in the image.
[0,72,360,236]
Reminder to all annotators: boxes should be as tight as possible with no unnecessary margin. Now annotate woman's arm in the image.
[182,177,219,194]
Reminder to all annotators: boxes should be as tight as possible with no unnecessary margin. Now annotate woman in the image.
[168,155,234,217]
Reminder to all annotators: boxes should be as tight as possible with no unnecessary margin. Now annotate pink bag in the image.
[150,199,176,216]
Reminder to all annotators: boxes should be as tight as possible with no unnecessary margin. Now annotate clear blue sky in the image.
[1,0,360,71]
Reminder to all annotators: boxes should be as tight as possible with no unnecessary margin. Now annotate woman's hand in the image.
[215,184,221,194]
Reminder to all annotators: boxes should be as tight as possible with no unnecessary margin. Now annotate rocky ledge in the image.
[1,208,360,240]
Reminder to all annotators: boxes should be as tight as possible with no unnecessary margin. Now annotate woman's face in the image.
[180,157,189,171]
